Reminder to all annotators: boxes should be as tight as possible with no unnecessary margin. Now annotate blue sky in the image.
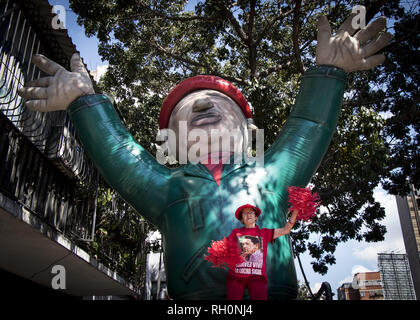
[298,186,404,296]
[48,0,407,298]
[50,0,105,71]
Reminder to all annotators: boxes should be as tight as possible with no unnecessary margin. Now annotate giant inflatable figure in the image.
[18,11,390,299]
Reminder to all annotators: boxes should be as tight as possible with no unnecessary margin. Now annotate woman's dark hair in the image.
[243,235,259,246]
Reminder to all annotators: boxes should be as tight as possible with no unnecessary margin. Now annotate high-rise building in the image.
[395,184,420,299]
[378,253,416,300]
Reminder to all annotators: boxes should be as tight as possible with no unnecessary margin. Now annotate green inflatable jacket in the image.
[68,65,346,299]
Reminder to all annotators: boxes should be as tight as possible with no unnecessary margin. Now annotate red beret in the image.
[235,204,262,221]
[159,75,252,129]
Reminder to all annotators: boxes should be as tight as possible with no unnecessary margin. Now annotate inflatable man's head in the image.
[157,76,258,164]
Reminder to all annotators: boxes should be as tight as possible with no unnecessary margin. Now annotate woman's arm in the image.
[273,210,298,240]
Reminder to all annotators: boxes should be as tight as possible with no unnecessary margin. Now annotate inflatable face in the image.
[167,89,249,163]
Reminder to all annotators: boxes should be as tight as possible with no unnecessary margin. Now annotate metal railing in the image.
[0,115,96,236]
[0,0,145,294]
[0,0,96,237]
[0,0,93,181]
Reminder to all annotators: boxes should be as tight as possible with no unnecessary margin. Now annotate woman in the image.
[226,204,298,300]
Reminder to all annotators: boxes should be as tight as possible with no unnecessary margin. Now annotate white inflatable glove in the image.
[316,9,392,72]
[18,53,95,112]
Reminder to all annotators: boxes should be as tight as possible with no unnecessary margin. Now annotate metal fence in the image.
[0,0,145,290]
[0,0,94,181]
[0,0,97,238]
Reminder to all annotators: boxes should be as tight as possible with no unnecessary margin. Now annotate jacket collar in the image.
[182,153,249,181]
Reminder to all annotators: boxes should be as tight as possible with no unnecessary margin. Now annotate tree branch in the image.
[132,2,220,22]
[152,41,203,68]
[248,0,257,79]
[385,96,420,125]
[248,0,256,41]
[148,13,218,22]
[292,0,304,74]
[150,40,245,85]
[255,7,294,45]
[258,60,292,79]
[216,0,248,43]
[365,0,389,24]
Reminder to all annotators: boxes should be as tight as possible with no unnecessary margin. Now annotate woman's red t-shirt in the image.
[227,225,274,281]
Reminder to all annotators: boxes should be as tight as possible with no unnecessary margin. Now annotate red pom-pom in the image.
[287,186,321,221]
[204,237,244,270]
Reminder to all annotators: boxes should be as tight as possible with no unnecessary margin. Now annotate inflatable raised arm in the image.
[264,13,391,213]
[18,54,171,227]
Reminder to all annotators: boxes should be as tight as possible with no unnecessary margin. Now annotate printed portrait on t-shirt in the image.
[234,235,263,276]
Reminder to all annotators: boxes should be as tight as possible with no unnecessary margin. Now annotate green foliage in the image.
[296,280,312,300]
[69,0,419,275]
[91,185,158,280]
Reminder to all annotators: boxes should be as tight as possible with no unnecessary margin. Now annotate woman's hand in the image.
[273,210,298,239]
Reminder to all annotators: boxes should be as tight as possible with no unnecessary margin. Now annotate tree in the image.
[69,0,419,275]
[296,280,312,300]
[73,179,158,292]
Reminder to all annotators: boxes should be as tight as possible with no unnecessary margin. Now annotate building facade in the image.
[395,184,420,299]
[337,282,360,300]
[337,272,384,300]
[354,272,384,300]
[0,0,145,298]
[378,253,416,300]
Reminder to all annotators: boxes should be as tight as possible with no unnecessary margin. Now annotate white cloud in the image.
[338,265,373,286]
[351,186,405,266]
[352,238,405,264]
[339,275,353,286]
[351,264,373,274]
[311,282,322,294]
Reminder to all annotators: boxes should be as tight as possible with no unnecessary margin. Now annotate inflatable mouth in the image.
[190,112,222,126]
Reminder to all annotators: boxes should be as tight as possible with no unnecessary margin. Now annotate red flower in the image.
[204,237,245,270]
[287,186,321,222]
